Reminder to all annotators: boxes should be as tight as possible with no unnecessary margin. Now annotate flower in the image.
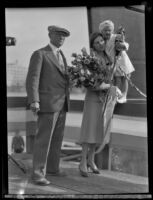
[71,53,77,58]
[86,69,91,75]
[84,59,90,65]
[80,77,86,81]
[81,47,88,56]
[80,69,85,75]
[71,60,78,65]
[90,48,95,57]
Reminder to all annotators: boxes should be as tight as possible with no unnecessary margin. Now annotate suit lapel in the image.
[45,45,64,75]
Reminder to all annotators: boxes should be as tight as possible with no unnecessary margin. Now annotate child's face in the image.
[101,26,113,40]
[115,34,125,51]
[115,34,124,43]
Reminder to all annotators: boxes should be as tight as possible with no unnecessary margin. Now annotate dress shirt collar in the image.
[49,42,60,53]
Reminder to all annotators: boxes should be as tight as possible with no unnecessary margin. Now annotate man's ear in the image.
[48,32,53,39]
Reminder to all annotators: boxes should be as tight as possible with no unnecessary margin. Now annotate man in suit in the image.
[26,25,70,185]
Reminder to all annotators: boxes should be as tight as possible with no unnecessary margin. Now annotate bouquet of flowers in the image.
[68,48,112,89]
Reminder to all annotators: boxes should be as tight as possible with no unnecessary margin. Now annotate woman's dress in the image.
[79,51,117,146]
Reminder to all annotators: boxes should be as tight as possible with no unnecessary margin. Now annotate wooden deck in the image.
[7,110,148,176]
[8,153,149,196]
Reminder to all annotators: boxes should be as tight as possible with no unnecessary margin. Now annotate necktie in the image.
[56,50,60,61]
[56,50,65,73]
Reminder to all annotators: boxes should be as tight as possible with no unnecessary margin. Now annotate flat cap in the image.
[48,25,70,37]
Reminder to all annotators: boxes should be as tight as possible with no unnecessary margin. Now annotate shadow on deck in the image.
[8,153,149,196]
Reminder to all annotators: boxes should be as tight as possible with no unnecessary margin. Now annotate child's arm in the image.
[122,41,129,51]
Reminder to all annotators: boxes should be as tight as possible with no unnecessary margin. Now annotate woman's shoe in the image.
[78,165,88,177]
[87,162,100,174]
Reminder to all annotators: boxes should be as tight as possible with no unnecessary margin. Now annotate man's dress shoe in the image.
[32,177,50,186]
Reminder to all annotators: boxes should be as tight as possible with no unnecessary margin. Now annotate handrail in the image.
[7,96,147,117]
[125,6,145,14]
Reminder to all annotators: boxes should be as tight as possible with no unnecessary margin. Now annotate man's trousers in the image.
[32,107,66,179]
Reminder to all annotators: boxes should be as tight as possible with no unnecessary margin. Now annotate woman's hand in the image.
[99,82,111,90]
[116,87,122,98]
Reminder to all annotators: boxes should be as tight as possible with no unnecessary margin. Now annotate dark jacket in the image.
[26,45,70,112]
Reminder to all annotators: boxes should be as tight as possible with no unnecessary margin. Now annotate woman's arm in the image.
[89,82,111,91]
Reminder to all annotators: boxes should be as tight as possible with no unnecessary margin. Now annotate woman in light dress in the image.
[78,32,120,177]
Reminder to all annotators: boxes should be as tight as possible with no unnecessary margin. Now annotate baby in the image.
[99,20,135,103]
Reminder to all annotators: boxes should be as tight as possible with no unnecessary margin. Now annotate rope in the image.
[118,65,147,98]
[99,55,118,117]
[95,55,147,154]
[95,56,118,154]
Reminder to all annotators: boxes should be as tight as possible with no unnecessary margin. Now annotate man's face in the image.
[49,32,66,48]
[101,26,113,40]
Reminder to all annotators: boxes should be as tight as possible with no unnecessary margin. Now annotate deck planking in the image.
[8,154,148,195]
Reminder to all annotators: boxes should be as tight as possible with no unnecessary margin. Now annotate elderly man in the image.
[26,25,70,185]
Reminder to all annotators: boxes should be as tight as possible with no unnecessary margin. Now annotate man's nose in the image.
[106,31,111,34]
[59,36,65,40]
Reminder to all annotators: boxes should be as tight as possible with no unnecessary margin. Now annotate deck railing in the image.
[7,96,147,117]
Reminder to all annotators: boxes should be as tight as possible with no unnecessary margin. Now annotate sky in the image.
[5,7,90,67]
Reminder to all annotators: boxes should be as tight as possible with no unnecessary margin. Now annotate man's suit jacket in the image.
[26,45,70,112]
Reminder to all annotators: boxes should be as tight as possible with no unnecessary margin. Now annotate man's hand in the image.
[30,102,40,115]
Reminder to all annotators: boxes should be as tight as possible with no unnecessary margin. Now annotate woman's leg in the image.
[122,74,130,98]
[87,144,100,174]
[79,143,89,172]
[87,144,98,169]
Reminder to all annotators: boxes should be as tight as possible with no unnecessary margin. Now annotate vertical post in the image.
[26,106,37,154]
[87,7,93,36]
[108,146,112,170]
[95,144,109,169]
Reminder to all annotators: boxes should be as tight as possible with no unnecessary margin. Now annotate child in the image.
[99,20,135,103]
[114,27,135,103]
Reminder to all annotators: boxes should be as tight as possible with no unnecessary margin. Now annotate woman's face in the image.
[101,26,113,40]
[93,36,105,52]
